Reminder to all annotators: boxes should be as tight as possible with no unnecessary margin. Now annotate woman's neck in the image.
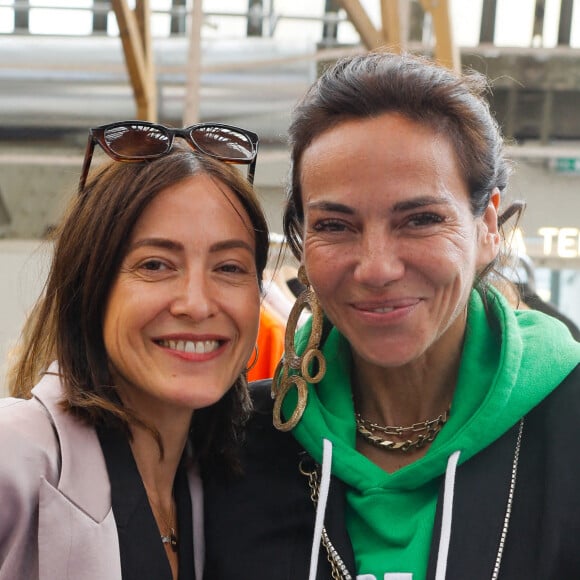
[129,418,190,499]
[351,353,459,474]
[130,420,190,580]
[351,349,459,427]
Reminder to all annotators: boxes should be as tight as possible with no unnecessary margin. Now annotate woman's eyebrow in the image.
[392,196,449,212]
[307,196,448,214]
[306,200,355,214]
[209,239,254,254]
[128,238,254,255]
[128,238,183,252]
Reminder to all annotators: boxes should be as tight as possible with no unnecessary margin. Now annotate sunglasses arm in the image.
[78,135,96,194]
[247,157,258,185]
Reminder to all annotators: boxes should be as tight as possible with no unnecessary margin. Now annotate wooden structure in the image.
[337,0,459,72]
[111,0,157,121]
[107,0,459,122]
[7,0,578,134]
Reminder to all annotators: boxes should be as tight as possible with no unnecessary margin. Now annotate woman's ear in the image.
[477,188,501,267]
[489,187,500,211]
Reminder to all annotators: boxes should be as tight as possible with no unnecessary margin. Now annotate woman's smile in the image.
[155,338,222,355]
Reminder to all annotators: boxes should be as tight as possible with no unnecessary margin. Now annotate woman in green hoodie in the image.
[203,52,580,579]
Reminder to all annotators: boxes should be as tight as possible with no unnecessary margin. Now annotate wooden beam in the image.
[111,0,157,121]
[420,0,460,72]
[135,0,157,119]
[135,0,150,59]
[380,0,402,50]
[337,0,384,50]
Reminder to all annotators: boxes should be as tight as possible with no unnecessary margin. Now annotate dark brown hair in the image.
[283,51,516,287]
[9,145,269,471]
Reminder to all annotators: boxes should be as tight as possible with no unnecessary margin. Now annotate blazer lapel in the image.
[38,477,121,580]
[32,368,122,580]
[33,367,112,521]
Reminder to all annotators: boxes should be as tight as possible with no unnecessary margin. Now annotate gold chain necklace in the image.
[144,488,179,552]
[355,408,450,452]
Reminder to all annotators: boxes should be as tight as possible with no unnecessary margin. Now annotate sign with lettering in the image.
[538,227,580,258]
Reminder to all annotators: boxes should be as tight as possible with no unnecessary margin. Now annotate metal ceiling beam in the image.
[558,0,574,46]
[479,0,497,44]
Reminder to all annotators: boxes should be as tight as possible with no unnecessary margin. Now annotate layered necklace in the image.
[355,407,450,452]
[144,487,179,552]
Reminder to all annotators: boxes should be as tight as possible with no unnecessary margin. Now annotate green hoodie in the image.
[282,287,580,579]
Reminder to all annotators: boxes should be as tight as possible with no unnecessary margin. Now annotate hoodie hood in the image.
[282,287,580,577]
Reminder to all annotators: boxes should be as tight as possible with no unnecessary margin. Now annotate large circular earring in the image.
[272,266,326,431]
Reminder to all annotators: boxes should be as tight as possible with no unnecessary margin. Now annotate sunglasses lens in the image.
[190,126,255,161]
[104,124,170,159]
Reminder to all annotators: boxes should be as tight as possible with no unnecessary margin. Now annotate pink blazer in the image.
[0,365,204,580]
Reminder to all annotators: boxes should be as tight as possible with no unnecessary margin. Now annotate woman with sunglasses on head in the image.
[0,121,268,580]
[203,53,580,579]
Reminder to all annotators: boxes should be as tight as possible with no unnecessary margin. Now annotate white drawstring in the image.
[435,450,461,580]
[308,438,333,580]
[307,444,460,580]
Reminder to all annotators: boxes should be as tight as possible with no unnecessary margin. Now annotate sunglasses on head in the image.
[78,120,259,193]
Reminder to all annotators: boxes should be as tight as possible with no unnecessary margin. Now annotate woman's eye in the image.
[313,219,347,232]
[218,263,246,274]
[407,213,444,227]
[139,259,168,272]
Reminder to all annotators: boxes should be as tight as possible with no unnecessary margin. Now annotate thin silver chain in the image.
[491,417,524,580]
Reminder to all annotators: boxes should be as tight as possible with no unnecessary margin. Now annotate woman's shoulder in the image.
[248,378,275,412]
[0,368,70,488]
[524,364,580,447]
[540,363,580,412]
[243,378,303,459]
[0,393,61,550]
[1,392,53,434]
[0,393,61,480]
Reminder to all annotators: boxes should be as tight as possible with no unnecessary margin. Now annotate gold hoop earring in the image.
[245,344,259,373]
[272,265,326,431]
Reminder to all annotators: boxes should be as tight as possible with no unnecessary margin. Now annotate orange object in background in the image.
[247,305,285,382]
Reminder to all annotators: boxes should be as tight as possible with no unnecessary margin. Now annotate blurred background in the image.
[2,0,580,388]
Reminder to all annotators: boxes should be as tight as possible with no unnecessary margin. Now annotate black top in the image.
[204,369,580,579]
[97,425,195,580]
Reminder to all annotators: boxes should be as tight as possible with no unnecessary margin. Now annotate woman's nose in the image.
[353,229,405,288]
[169,270,217,320]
